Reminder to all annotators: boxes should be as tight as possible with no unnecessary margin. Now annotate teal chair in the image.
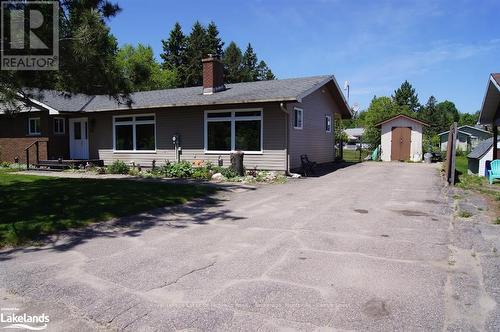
[488,160,500,185]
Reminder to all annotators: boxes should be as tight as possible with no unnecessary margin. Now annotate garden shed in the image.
[467,137,500,176]
[376,114,428,162]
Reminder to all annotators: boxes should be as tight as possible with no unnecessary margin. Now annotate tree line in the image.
[160,22,275,88]
[0,1,275,112]
[342,81,480,151]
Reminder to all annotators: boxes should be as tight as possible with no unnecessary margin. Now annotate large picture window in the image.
[113,115,156,152]
[205,110,263,153]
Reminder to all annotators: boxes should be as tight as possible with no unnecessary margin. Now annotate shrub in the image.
[0,161,12,168]
[213,166,238,179]
[192,167,212,180]
[107,160,130,174]
[162,161,193,178]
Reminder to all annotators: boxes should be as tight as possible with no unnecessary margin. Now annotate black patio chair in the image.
[300,154,317,177]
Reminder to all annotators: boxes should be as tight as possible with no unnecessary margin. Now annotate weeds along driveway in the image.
[1,162,498,331]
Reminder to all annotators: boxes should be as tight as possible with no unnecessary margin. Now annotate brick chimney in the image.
[202,54,225,95]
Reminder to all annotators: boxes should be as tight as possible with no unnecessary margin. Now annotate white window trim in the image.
[325,114,332,133]
[204,108,264,155]
[28,117,41,136]
[113,114,157,153]
[293,107,303,130]
[53,117,65,135]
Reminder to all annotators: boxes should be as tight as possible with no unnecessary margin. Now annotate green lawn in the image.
[455,155,468,175]
[0,172,216,246]
[342,149,371,163]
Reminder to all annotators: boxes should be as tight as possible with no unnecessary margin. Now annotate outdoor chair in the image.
[300,154,317,177]
[488,160,500,185]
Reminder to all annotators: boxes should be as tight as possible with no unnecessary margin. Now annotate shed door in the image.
[391,127,411,161]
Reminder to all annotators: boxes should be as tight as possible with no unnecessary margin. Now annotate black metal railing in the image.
[24,140,40,170]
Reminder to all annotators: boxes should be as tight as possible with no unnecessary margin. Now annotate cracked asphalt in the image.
[1,162,499,331]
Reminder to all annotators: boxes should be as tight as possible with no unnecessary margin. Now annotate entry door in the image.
[69,118,89,159]
[391,127,411,161]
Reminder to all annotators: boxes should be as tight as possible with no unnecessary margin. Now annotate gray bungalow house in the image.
[438,125,492,153]
[0,56,351,172]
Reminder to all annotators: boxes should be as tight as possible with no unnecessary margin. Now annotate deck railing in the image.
[24,140,40,170]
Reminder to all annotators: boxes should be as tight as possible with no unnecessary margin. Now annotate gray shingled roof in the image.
[467,137,498,159]
[26,75,345,113]
[24,89,94,112]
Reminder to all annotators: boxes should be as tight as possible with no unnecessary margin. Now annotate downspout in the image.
[280,102,292,176]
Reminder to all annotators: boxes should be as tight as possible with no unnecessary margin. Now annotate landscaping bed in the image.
[66,160,287,184]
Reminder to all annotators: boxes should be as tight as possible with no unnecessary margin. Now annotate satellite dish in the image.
[344,80,349,90]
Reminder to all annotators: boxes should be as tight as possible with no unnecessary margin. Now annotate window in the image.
[54,118,65,134]
[113,114,156,152]
[28,117,41,135]
[205,109,263,153]
[294,108,303,129]
[325,115,332,133]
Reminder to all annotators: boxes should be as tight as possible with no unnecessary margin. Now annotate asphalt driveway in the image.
[1,162,499,331]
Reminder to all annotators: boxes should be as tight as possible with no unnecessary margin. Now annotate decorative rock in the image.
[211,173,224,182]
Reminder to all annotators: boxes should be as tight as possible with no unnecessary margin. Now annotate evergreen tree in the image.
[160,22,186,70]
[223,42,243,83]
[392,81,421,113]
[206,21,224,57]
[160,22,187,87]
[0,0,129,110]
[183,21,207,87]
[241,43,259,82]
[421,96,439,135]
[256,60,276,81]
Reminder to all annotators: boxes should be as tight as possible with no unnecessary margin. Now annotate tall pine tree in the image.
[256,60,275,80]
[223,42,243,83]
[392,81,421,113]
[241,43,259,82]
[183,21,207,87]
[206,21,224,57]
[160,22,186,70]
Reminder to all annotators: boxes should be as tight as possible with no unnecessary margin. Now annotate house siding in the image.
[0,110,69,162]
[287,88,338,170]
[440,127,492,152]
[380,118,423,162]
[87,103,287,170]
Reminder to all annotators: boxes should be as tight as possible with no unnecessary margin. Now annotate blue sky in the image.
[108,0,499,113]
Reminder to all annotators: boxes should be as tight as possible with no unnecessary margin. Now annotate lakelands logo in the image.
[0,1,59,70]
[0,308,49,330]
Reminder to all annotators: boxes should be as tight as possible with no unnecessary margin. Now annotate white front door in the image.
[69,118,89,159]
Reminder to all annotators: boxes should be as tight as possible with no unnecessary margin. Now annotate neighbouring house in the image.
[467,137,500,176]
[475,73,500,174]
[438,125,492,153]
[0,55,352,172]
[376,114,428,162]
[344,127,366,149]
